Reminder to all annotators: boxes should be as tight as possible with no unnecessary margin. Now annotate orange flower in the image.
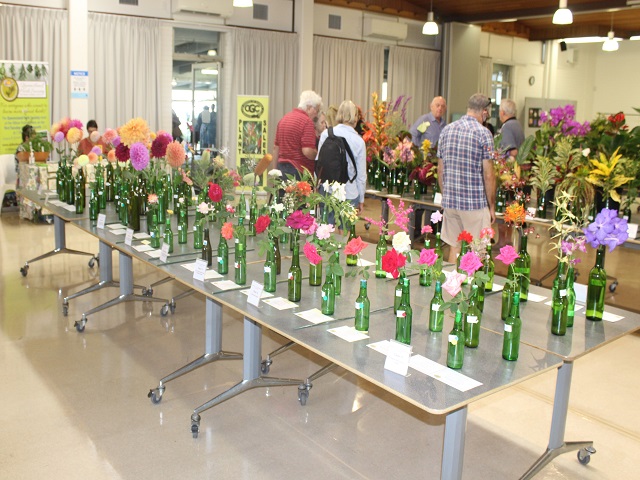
[66,127,82,144]
[166,141,185,168]
[221,222,234,240]
[119,117,151,147]
[107,149,116,162]
[504,203,526,226]
[88,152,98,164]
[296,181,312,197]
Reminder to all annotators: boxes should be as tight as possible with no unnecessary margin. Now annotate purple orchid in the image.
[583,208,629,252]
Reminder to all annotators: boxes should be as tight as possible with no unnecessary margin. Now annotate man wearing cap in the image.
[437,93,496,263]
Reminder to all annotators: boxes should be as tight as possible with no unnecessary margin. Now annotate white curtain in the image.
[0,5,68,124]
[312,36,385,121]
[88,13,162,131]
[224,27,299,167]
[478,56,493,97]
[387,46,441,128]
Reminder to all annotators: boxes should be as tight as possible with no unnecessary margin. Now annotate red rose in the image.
[381,249,406,279]
[457,230,473,243]
[208,182,223,203]
[255,215,271,234]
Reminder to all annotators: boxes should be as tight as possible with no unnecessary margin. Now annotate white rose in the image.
[272,203,285,213]
[392,231,411,253]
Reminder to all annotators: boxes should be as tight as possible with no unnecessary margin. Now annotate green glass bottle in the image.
[238,192,247,225]
[585,246,606,321]
[434,232,443,261]
[164,216,173,253]
[202,227,212,267]
[456,240,468,277]
[332,251,342,295]
[89,186,98,221]
[321,272,335,315]
[234,251,246,285]
[74,178,84,214]
[157,180,166,224]
[288,242,302,302]
[105,161,114,202]
[272,236,282,275]
[484,244,494,292]
[514,235,531,301]
[375,234,387,278]
[419,268,431,287]
[431,180,440,202]
[346,223,358,266]
[503,291,522,361]
[264,243,277,293]
[501,265,516,320]
[551,276,568,336]
[217,232,228,274]
[464,284,482,348]
[177,207,188,244]
[447,310,465,369]
[564,265,576,328]
[395,278,412,345]
[65,168,75,204]
[97,166,106,210]
[193,222,203,250]
[248,189,258,236]
[394,271,406,314]
[56,160,66,200]
[309,261,323,286]
[279,210,289,245]
[496,187,505,213]
[127,185,140,232]
[354,279,370,332]
[150,212,161,249]
[429,280,445,332]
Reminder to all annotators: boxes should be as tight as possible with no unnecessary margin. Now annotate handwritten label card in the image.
[246,281,264,307]
[384,339,413,376]
[193,259,208,281]
[160,243,170,263]
[97,214,106,229]
[124,228,134,246]
[433,192,443,205]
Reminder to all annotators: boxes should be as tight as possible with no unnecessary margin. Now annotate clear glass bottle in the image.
[514,235,531,301]
[464,284,482,348]
[429,280,445,332]
[585,246,606,321]
[564,265,576,328]
[288,242,302,302]
[202,227,212,267]
[217,232,228,274]
[164,216,173,254]
[264,243,277,293]
[447,310,465,369]
[375,234,387,278]
[483,244,494,292]
[346,223,358,266]
[354,279,370,332]
[502,291,522,361]
[321,272,335,315]
[395,278,412,345]
[551,276,568,336]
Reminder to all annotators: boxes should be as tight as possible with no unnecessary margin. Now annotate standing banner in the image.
[0,61,50,155]
[236,95,269,189]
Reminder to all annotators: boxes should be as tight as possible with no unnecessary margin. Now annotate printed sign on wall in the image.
[236,95,268,188]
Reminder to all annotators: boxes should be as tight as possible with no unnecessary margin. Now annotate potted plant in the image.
[17,134,53,162]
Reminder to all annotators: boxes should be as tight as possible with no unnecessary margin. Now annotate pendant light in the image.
[552,0,573,25]
[233,0,253,7]
[602,16,619,52]
[422,0,439,35]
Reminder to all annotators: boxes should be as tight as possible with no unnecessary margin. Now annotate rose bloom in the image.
[197,202,210,215]
[496,245,519,265]
[221,222,234,241]
[344,237,367,256]
[457,230,473,243]
[459,251,483,276]
[480,227,495,239]
[226,204,236,214]
[442,271,466,297]
[315,223,335,240]
[255,215,271,234]
[301,217,318,235]
[421,225,433,235]
[418,248,437,266]
[431,210,443,224]
[381,249,407,279]
[208,182,223,202]
[392,231,411,253]
[148,193,159,204]
[286,210,314,230]
[303,242,323,265]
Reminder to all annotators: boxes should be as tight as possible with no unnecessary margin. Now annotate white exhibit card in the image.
[181,262,196,271]
[491,283,504,292]
[110,229,127,236]
[384,339,413,377]
[295,308,333,324]
[192,259,208,281]
[526,292,547,302]
[107,223,127,230]
[628,223,638,239]
[124,228,134,246]
[356,258,375,267]
[603,311,624,322]
[133,232,150,240]
[240,288,273,299]
[97,214,106,229]
[212,280,241,291]
[543,300,584,312]
[367,340,391,355]
[245,281,264,307]
[159,243,170,263]
[63,204,76,212]
[203,270,223,280]
[263,297,298,310]
[132,244,154,253]
[409,355,482,392]
[327,325,369,342]
[145,249,163,259]
[433,192,443,205]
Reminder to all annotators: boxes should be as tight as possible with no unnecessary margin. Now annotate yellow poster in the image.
[236,95,269,188]
[0,61,50,155]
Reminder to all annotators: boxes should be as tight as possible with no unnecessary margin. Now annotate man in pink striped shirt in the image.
[274,90,322,179]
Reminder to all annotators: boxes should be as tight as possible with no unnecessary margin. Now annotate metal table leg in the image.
[73,251,168,332]
[148,298,242,403]
[20,215,93,276]
[519,362,595,480]
[441,406,467,480]
[190,316,303,437]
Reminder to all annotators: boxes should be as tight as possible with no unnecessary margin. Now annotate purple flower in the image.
[129,142,150,171]
[112,136,121,147]
[91,146,102,155]
[53,131,65,143]
[583,208,628,252]
[560,240,573,256]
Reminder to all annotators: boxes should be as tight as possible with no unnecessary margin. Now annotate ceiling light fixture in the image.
[233,0,253,7]
[602,14,619,52]
[422,0,439,35]
[552,0,573,25]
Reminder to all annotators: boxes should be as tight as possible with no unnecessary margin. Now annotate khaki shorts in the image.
[441,208,491,246]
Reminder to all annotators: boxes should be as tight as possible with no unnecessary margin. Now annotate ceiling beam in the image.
[529,25,633,41]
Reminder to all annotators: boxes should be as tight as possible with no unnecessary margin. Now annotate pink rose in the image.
[421,225,433,235]
[418,248,437,266]
[286,210,314,231]
[315,223,335,240]
[496,245,519,265]
[344,237,367,256]
[430,210,443,224]
[301,217,318,235]
[303,242,322,265]
[459,251,483,276]
[442,271,466,297]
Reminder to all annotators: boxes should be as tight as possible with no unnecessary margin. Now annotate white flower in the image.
[392,231,411,253]
[268,169,282,177]
[582,148,590,157]
[526,207,537,218]
[322,180,330,192]
[219,146,230,157]
[272,202,285,213]
[331,181,346,201]
[197,202,210,215]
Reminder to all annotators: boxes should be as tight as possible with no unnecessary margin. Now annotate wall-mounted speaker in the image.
[560,41,568,51]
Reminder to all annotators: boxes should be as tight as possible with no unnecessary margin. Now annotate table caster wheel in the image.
[170,301,176,314]
[148,387,164,404]
[364,222,371,230]
[191,413,201,438]
[20,265,29,277]
[577,446,596,465]
[142,287,153,297]
[62,302,69,317]
[298,384,310,406]
[88,258,95,268]
[74,319,86,332]
[160,304,169,317]
[260,359,271,375]
[191,424,199,438]
[609,281,618,293]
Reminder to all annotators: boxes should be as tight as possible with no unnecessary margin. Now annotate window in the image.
[491,64,511,128]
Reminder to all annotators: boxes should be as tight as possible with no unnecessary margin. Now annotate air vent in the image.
[119,0,138,5]
[328,14,341,30]
[253,3,268,20]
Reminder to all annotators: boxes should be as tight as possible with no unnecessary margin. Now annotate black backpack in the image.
[316,127,357,184]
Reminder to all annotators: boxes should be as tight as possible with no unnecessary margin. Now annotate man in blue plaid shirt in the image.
[437,93,496,263]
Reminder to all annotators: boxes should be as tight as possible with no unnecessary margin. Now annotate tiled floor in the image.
[1,206,639,479]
